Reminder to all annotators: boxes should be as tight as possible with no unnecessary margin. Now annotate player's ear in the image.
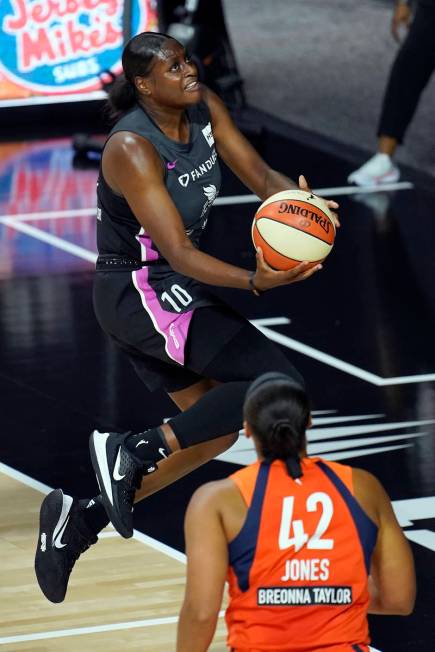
[135,76,151,95]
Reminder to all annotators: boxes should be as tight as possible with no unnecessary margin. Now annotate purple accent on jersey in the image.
[132,267,194,365]
[167,160,177,170]
[137,230,159,262]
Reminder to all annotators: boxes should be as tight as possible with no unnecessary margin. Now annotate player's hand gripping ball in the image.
[252,189,336,270]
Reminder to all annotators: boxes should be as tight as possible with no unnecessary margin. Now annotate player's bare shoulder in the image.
[188,478,237,512]
[104,130,160,165]
[102,131,163,192]
[352,467,392,527]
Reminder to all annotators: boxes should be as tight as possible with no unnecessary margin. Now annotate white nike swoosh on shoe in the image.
[92,431,114,505]
[158,447,168,459]
[113,447,126,481]
[52,493,73,549]
[54,515,70,549]
[135,439,149,447]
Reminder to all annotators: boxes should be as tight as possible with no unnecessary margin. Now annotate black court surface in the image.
[1,111,435,650]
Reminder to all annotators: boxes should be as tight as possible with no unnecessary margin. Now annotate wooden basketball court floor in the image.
[1,120,435,651]
[0,467,227,651]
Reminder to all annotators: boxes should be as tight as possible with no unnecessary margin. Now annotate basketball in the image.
[252,189,336,270]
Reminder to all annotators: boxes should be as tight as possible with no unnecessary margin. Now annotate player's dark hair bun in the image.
[244,373,310,478]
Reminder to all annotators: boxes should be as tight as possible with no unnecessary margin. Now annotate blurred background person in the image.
[177,373,416,652]
[348,0,435,186]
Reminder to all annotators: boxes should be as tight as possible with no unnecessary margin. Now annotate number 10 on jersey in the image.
[161,284,193,313]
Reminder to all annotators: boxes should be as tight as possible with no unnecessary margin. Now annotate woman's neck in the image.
[138,99,190,144]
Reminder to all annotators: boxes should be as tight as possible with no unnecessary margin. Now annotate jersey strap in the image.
[228,462,271,592]
[316,460,378,573]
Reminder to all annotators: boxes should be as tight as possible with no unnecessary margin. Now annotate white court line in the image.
[0,208,96,222]
[252,319,435,386]
[324,443,412,461]
[0,217,97,263]
[97,530,119,539]
[132,528,186,564]
[0,89,106,108]
[0,180,414,224]
[0,609,226,645]
[214,181,413,205]
[0,615,179,645]
[0,461,53,495]
[253,319,380,384]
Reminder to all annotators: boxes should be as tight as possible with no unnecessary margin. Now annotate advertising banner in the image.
[0,0,158,105]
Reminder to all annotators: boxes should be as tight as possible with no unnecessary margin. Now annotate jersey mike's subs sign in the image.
[0,0,157,103]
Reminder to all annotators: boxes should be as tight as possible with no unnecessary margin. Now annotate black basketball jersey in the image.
[97,100,221,258]
[96,100,223,365]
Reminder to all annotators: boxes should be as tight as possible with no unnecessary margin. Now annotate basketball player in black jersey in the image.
[35,32,339,603]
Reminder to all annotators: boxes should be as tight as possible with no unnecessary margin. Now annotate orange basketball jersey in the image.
[226,457,378,652]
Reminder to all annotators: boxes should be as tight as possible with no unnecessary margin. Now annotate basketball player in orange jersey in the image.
[177,373,416,652]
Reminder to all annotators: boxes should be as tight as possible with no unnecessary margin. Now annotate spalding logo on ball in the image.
[252,189,336,270]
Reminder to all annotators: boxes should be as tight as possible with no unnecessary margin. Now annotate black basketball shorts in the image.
[93,270,247,392]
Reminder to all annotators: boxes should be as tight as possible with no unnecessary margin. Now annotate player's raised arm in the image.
[204,87,339,221]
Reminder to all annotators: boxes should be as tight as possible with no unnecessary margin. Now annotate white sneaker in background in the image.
[347,153,400,186]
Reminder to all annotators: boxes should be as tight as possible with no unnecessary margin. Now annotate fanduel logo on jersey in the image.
[202,122,214,147]
[178,174,189,187]
[178,149,218,187]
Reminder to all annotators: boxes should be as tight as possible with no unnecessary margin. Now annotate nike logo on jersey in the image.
[167,160,177,170]
[113,447,126,481]
[159,447,168,459]
[135,439,149,448]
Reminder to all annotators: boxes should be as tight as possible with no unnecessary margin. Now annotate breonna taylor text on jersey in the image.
[96,100,222,365]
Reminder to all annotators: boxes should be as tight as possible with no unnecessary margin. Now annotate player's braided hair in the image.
[243,373,310,479]
[107,32,173,122]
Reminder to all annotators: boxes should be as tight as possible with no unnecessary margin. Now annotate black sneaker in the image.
[35,489,98,603]
[89,430,155,539]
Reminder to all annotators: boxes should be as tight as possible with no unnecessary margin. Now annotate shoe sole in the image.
[35,489,72,603]
[89,431,133,539]
[348,170,400,187]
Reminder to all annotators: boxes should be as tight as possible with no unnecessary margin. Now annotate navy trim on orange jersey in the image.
[228,462,271,592]
[316,461,378,574]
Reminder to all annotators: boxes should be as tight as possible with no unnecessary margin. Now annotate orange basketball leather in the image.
[252,195,335,271]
